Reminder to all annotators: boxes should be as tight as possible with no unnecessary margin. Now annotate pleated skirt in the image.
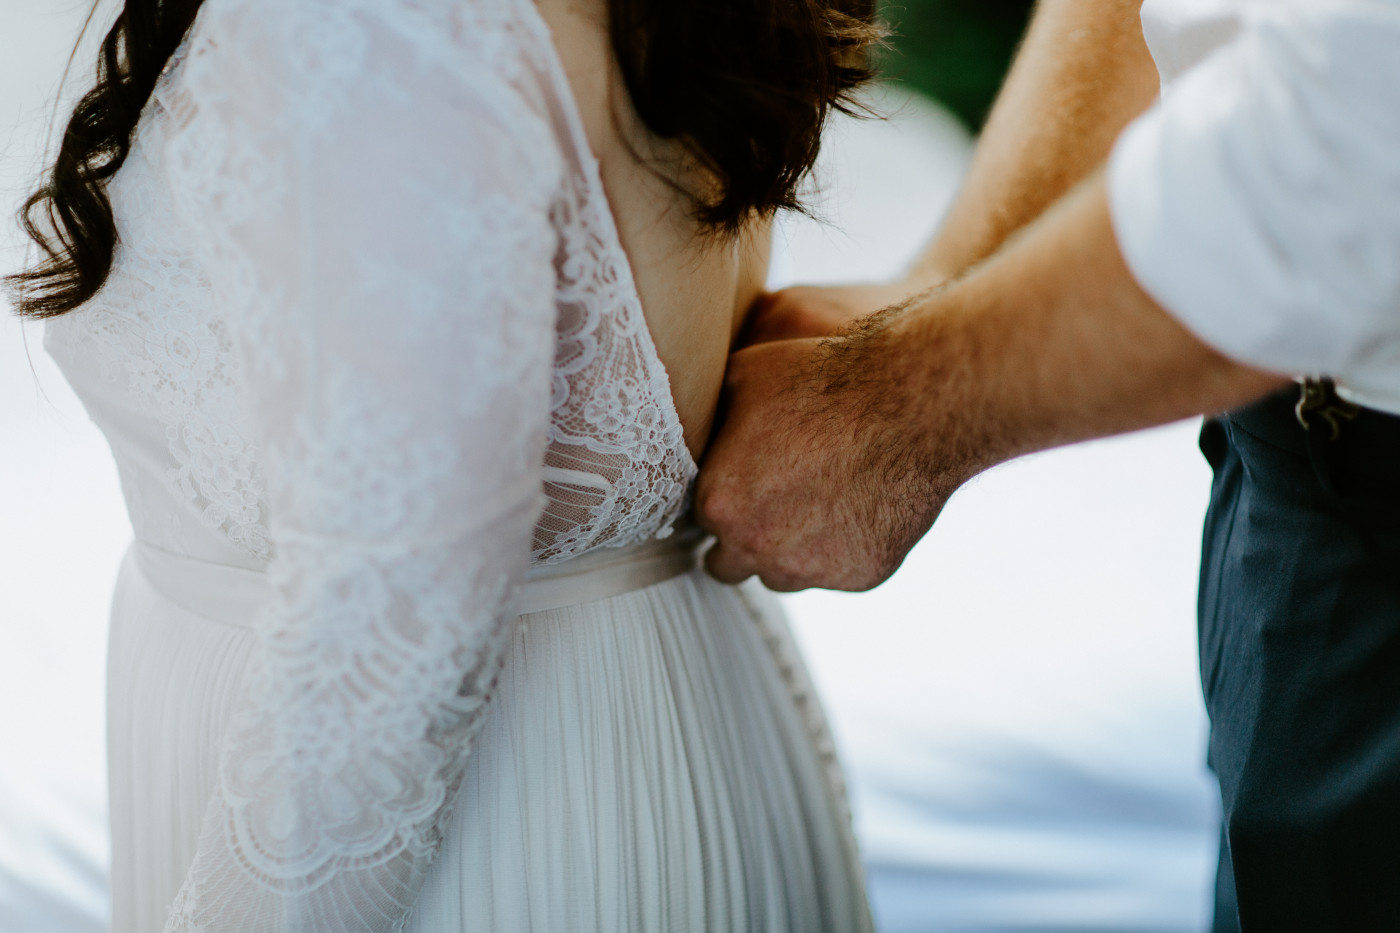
[106,546,872,932]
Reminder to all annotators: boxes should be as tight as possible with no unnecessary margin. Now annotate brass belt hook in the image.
[1295,377,1361,441]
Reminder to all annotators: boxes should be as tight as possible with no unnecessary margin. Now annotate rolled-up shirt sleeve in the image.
[1108,0,1400,409]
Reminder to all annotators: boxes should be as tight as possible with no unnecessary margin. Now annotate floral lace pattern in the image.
[536,171,696,560]
[49,0,695,574]
[154,1,566,928]
[46,155,270,560]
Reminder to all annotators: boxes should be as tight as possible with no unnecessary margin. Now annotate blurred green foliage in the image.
[876,0,1036,130]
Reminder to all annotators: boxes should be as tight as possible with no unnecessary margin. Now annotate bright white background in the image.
[2,4,125,932]
[2,4,1219,931]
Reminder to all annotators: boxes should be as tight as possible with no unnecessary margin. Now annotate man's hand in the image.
[696,178,1286,594]
[738,282,918,347]
[695,331,961,592]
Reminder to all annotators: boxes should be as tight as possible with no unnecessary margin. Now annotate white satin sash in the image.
[132,525,708,629]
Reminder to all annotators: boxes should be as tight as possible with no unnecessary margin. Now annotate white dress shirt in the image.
[1108,0,1400,415]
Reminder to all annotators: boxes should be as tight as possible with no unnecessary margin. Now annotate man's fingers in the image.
[703,539,756,586]
[734,293,797,348]
[737,291,847,348]
[737,284,914,350]
[694,444,762,586]
[755,570,808,594]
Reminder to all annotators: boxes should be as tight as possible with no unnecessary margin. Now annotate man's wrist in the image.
[820,294,997,510]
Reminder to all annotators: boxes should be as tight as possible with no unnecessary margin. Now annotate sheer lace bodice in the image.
[44,0,704,929]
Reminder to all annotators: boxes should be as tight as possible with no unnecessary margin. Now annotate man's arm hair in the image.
[877,178,1285,485]
[906,0,1159,286]
[736,0,1160,347]
[697,174,1286,591]
[698,1,1294,591]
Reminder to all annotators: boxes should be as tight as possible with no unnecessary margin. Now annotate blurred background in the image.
[877,0,1037,131]
[2,2,1220,931]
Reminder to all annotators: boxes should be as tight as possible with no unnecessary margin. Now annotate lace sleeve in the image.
[160,3,562,930]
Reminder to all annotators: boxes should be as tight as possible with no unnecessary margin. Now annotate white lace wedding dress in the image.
[41,0,871,930]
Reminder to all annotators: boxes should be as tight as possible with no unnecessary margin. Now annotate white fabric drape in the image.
[160,4,562,927]
[1110,0,1400,413]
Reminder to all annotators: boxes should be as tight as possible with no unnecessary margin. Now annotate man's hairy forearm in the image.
[849,176,1286,488]
[698,179,1284,591]
[698,1,1280,591]
[737,1,1156,350]
[907,0,1158,286]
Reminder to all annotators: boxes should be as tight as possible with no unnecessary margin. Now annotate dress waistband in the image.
[132,526,708,630]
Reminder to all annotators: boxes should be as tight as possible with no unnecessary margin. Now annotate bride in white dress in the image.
[9,0,879,930]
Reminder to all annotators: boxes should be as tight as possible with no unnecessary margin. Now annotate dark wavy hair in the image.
[8,0,881,319]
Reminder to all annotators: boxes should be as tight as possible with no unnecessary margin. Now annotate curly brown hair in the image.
[8,0,882,319]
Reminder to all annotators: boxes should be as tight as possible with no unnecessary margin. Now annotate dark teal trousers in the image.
[1199,386,1400,932]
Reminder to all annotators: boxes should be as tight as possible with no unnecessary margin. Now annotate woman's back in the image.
[538,0,772,460]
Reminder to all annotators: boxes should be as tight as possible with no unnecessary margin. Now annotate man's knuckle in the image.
[761,569,802,593]
[696,485,733,527]
[852,570,884,593]
[770,553,813,591]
